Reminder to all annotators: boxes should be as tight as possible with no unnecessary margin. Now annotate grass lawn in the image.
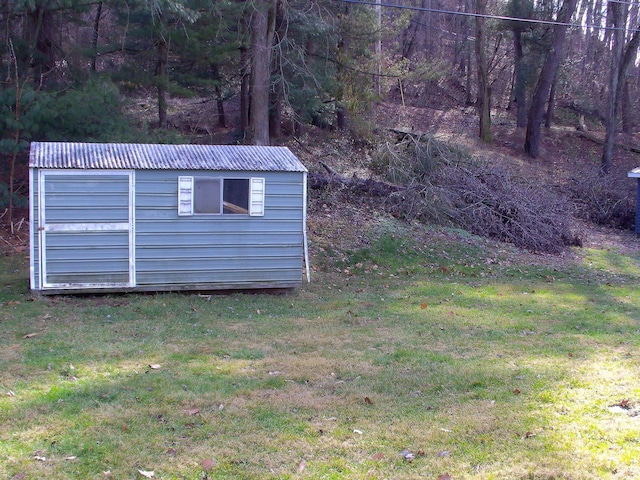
[1,223,639,479]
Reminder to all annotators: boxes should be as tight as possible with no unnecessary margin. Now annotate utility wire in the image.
[333,0,638,32]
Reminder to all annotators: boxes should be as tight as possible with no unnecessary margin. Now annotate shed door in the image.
[38,171,135,290]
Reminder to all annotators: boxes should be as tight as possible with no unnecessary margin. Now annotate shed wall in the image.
[134,169,305,289]
[31,169,306,292]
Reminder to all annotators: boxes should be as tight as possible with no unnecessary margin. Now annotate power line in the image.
[333,0,637,32]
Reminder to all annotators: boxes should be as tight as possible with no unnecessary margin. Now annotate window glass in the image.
[194,177,221,214]
[223,179,250,214]
[191,177,250,215]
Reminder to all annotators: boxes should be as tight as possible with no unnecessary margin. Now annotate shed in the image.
[629,167,640,234]
[29,142,309,294]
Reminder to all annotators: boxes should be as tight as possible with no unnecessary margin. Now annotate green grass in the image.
[1,228,640,479]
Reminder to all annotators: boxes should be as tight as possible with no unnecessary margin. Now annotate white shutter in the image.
[249,177,265,216]
[178,176,194,216]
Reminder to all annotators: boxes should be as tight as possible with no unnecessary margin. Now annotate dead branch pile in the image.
[310,133,581,254]
[567,168,635,230]
[429,165,580,253]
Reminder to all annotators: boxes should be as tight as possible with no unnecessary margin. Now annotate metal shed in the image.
[29,142,309,294]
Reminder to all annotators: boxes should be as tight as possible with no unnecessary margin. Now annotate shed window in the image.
[178,176,264,216]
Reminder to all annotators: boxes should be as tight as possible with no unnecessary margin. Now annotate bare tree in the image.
[524,0,578,158]
[475,0,492,142]
[248,0,277,146]
[601,2,640,173]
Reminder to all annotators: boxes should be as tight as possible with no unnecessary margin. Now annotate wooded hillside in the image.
[1,0,639,246]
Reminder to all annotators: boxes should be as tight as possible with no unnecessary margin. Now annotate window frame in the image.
[178,175,265,217]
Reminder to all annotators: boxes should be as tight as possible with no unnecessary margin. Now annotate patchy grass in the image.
[1,224,640,479]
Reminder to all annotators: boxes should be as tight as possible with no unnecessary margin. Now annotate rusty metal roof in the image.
[29,142,308,172]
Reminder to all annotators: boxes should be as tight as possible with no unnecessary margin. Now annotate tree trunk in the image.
[374,0,382,96]
[475,0,492,143]
[240,44,250,137]
[464,0,473,105]
[156,36,168,129]
[211,64,226,128]
[248,0,277,146]
[25,6,56,88]
[602,20,640,172]
[269,78,283,138]
[512,27,527,128]
[336,105,347,130]
[91,1,103,72]
[524,0,578,158]
[544,75,557,128]
[622,79,632,134]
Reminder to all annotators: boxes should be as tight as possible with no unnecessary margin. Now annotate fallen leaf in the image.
[22,333,38,339]
[6,390,15,397]
[138,470,154,478]
[438,474,452,480]
[353,429,363,435]
[513,388,521,395]
[65,456,78,461]
[33,455,47,462]
[524,431,536,438]
[618,398,631,409]
[185,407,201,416]
[166,448,177,456]
[148,364,161,369]
[364,396,373,405]
[103,471,112,477]
[371,452,384,461]
[420,302,427,309]
[297,460,306,473]
[201,458,216,471]
[122,423,128,432]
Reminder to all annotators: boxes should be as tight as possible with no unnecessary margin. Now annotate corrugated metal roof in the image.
[29,142,308,172]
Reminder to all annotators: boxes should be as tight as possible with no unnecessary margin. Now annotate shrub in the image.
[567,168,635,230]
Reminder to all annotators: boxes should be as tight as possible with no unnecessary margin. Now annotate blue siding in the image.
[31,167,305,292]
[134,170,304,289]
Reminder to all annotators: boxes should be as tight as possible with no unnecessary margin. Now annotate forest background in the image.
[1,0,639,252]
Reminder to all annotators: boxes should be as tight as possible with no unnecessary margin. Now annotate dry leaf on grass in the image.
[185,407,201,415]
[438,474,452,480]
[22,333,38,339]
[201,458,216,471]
[297,460,306,473]
[138,469,154,478]
[148,364,161,370]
